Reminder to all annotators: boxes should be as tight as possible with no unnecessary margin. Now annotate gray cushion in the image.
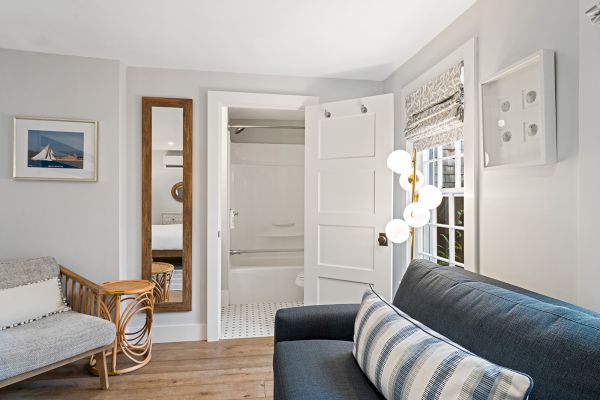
[0,311,115,380]
[0,257,59,289]
[274,340,384,400]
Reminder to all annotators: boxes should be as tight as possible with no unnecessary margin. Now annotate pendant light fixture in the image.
[385,148,443,259]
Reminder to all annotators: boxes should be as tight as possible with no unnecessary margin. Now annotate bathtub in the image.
[228,253,303,304]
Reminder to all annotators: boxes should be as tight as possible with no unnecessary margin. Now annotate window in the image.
[417,140,465,267]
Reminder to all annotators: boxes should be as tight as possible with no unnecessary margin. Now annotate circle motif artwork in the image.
[528,123,539,137]
[501,101,511,112]
[502,131,512,142]
[526,90,537,104]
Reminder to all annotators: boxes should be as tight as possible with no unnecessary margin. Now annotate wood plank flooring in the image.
[0,337,275,400]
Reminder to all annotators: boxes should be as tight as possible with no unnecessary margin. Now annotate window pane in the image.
[442,142,456,157]
[421,224,433,255]
[455,196,464,227]
[436,227,450,261]
[427,147,437,160]
[442,158,456,188]
[455,229,464,264]
[428,161,439,187]
[436,196,449,225]
[459,155,464,188]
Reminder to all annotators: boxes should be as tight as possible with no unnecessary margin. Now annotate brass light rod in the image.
[409,148,418,260]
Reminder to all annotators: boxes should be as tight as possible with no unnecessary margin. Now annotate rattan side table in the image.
[151,262,174,303]
[91,280,155,376]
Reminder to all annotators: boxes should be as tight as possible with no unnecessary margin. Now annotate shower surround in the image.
[227,142,304,304]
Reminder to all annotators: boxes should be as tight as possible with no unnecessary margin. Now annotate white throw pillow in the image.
[353,288,533,400]
[0,277,70,330]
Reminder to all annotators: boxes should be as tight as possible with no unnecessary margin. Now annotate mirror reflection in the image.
[171,181,184,202]
[151,106,185,304]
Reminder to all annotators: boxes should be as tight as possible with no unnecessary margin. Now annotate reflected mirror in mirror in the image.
[151,106,185,305]
[171,181,184,202]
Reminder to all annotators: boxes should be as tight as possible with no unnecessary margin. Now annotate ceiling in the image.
[0,0,476,81]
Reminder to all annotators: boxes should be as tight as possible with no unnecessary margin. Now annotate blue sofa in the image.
[273,259,600,399]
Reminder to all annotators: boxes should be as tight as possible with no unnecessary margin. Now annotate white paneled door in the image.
[304,94,394,305]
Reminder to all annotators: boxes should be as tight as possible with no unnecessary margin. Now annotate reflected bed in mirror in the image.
[142,97,192,312]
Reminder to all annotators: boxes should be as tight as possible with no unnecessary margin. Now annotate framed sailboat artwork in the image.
[13,116,98,181]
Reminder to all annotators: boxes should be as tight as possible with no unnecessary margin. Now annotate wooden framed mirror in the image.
[142,97,192,312]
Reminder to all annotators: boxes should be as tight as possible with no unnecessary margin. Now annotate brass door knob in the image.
[378,233,388,247]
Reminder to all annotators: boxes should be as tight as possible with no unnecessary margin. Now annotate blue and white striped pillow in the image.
[353,288,533,400]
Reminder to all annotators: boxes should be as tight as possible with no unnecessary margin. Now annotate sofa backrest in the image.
[0,257,60,289]
[393,259,600,400]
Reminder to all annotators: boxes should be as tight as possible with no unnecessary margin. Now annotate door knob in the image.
[378,232,388,247]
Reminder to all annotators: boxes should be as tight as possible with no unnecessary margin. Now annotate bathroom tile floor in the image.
[221,301,303,339]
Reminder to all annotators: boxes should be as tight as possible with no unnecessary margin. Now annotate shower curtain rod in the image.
[228,124,305,129]
[229,248,303,255]
[228,123,305,134]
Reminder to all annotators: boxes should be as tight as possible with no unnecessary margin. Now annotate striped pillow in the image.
[353,288,533,399]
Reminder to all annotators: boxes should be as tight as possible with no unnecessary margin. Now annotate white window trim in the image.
[398,37,479,274]
[418,141,465,267]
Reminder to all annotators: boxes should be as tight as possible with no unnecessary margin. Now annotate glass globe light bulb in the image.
[403,202,430,228]
[385,219,410,244]
[399,170,424,192]
[386,150,412,174]
[418,185,443,209]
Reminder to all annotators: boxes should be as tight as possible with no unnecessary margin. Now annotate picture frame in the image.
[13,116,98,181]
[480,49,556,169]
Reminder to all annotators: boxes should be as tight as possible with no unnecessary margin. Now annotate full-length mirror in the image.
[142,97,192,312]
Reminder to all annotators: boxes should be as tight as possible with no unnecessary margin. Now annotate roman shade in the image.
[404,62,464,151]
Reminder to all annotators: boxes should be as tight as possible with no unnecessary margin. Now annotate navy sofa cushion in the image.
[275,304,360,344]
[393,259,600,400]
[273,339,384,400]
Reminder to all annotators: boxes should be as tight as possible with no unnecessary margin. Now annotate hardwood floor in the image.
[0,337,275,400]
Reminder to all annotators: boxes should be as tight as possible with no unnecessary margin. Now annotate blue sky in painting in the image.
[28,130,84,156]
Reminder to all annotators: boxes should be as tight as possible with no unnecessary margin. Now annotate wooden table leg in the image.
[95,350,109,390]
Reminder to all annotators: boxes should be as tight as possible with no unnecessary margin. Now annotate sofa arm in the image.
[59,265,107,317]
[274,304,360,343]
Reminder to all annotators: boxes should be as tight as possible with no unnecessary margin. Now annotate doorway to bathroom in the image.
[221,107,306,339]
[207,91,395,341]
[207,92,317,341]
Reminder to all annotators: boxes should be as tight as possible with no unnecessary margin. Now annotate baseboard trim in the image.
[150,323,206,343]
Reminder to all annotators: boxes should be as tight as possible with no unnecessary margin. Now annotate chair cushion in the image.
[354,288,532,400]
[274,339,384,400]
[0,311,115,380]
[0,257,59,289]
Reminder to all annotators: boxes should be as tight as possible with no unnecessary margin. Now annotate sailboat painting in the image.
[27,130,84,169]
[14,116,97,181]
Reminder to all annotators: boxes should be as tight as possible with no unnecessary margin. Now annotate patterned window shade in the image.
[404,62,464,151]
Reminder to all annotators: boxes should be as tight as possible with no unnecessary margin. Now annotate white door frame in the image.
[207,91,318,342]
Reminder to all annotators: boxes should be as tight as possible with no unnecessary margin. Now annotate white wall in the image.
[151,150,183,224]
[577,0,600,310]
[0,48,121,283]
[229,143,304,266]
[384,0,582,305]
[125,67,383,339]
[0,47,381,341]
